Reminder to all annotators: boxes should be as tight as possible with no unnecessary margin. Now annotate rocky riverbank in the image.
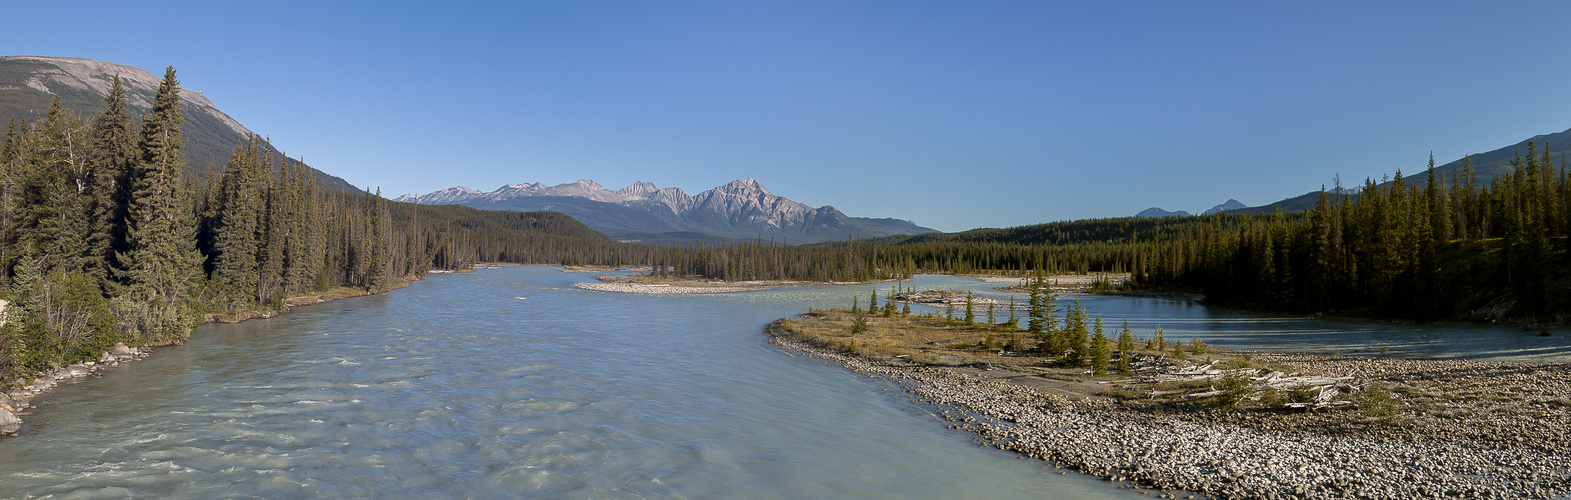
[0,343,151,436]
[766,320,1571,499]
[0,278,427,440]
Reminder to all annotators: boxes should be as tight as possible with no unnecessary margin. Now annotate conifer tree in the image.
[210,137,263,305]
[1116,319,1135,372]
[118,67,202,341]
[87,75,138,286]
[1063,300,1087,365]
[1090,316,1108,375]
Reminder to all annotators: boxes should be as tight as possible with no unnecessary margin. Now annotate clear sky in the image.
[6,1,1571,232]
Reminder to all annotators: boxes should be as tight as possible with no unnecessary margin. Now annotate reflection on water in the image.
[794,274,1571,363]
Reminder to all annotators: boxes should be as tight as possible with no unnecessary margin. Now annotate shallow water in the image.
[6,268,1565,499]
[0,267,1131,499]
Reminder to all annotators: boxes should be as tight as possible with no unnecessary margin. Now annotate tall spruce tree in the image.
[88,75,138,286]
[120,67,202,309]
[210,136,263,305]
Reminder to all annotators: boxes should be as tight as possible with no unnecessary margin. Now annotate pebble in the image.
[766,320,1571,500]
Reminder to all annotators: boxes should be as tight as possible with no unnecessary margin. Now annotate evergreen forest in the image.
[5,65,1568,387]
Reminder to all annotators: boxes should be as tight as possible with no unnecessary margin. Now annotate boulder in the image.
[110,343,135,357]
[0,405,18,434]
[26,376,54,392]
[62,363,91,378]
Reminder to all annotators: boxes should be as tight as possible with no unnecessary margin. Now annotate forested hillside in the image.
[0,68,617,383]
[1134,149,1571,321]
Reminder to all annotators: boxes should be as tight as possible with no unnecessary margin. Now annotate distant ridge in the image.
[1201,199,1247,215]
[1133,199,1248,218]
[1235,126,1571,214]
[1135,207,1191,218]
[402,178,935,244]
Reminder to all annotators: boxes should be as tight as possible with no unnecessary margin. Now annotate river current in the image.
[3,266,1567,498]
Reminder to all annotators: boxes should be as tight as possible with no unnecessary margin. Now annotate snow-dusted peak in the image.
[417,186,486,205]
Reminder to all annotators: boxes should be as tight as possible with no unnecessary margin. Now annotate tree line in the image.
[5,64,1558,385]
[0,67,619,382]
[1135,147,1571,321]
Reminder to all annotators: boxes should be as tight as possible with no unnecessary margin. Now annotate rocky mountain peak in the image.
[616,181,660,199]
[407,177,934,243]
[715,177,770,196]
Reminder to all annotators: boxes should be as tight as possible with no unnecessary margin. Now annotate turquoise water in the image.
[0,267,1131,498]
[6,267,1563,499]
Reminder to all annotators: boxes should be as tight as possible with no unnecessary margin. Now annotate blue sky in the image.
[6,1,1571,232]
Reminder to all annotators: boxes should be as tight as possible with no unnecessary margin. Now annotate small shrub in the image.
[1358,383,1401,426]
[1259,388,1284,409]
[1287,385,1318,406]
[1213,370,1252,409]
[1191,338,1207,355]
[850,315,869,335]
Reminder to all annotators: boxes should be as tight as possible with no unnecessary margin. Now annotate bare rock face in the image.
[400,177,934,242]
[1,55,250,136]
[407,178,817,229]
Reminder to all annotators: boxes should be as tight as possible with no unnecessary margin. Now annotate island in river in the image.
[770,308,1571,499]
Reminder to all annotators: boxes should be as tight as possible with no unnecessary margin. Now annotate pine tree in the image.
[87,75,138,287]
[210,137,263,305]
[1116,319,1135,372]
[1089,316,1108,375]
[1005,296,1017,328]
[1063,300,1088,365]
[118,67,202,341]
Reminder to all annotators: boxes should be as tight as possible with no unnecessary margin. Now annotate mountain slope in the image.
[0,55,358,192]
[404,178,934,244]
[1236,127,1571,214]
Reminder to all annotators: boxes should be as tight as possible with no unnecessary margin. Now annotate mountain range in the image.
[0,55,357,192]
[398,178,935,244]
[1134,199,1247,218]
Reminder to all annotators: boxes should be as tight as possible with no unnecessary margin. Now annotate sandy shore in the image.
[765,320,1571,499]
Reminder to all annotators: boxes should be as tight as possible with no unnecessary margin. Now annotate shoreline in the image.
[765,319,1571,499]
[574,273,908,295]
[0,272,443,438]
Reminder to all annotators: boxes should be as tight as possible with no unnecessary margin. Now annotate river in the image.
[2,266,1565,498]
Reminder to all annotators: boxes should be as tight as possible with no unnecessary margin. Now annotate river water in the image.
[3,267,1566,498]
